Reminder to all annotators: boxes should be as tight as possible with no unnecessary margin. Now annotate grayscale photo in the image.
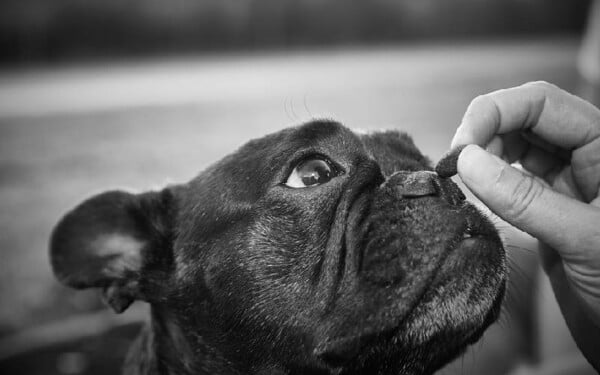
[0,1,599,374]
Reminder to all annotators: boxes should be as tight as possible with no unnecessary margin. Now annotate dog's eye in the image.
[285,158,334,188]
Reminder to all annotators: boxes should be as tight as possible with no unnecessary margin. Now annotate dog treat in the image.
[435,145,468,178]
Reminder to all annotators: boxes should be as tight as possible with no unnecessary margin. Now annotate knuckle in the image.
[471,94,488,104]
[503,173,545,223]
[468,94,501,123]
[524,80,552,89]
[470,94,493,110]
[464,96,485,117]
[524,80,558,93]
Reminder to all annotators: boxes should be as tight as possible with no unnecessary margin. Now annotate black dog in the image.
[50,121,506,375]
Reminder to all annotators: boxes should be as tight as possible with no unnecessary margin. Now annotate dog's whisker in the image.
[303,94,314,119]
[284,96,294,122]
[290,97,299,121]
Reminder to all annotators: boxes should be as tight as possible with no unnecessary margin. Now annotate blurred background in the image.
[0,0,598,374]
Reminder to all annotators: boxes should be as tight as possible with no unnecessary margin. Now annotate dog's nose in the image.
[388,171,437,198]
[385,171,465,205]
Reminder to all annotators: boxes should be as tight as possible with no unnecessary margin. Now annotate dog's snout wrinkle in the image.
[314,159,383,313]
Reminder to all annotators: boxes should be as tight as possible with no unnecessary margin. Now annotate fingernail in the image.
[457,144,505,188]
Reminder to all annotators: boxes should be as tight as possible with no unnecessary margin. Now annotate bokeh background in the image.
[1,0,598,374]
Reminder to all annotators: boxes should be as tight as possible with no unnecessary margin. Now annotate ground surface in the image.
[0,37,591,374]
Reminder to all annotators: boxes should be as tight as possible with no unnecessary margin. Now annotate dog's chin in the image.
[396,235,506,347]
[356,234,506,374]
[315,204,506,373]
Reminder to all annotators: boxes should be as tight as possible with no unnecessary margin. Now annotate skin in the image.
[450,81,600,371]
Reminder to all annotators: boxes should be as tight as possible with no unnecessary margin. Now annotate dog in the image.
[50,120,506,375]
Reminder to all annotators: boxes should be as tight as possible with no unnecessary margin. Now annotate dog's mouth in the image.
[395,224,506,344]
[314,195,506,370]
[359,202,501,286]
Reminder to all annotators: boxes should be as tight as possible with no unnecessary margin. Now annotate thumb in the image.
[457,144,600,260]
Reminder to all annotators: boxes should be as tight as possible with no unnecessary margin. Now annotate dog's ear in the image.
[50,189,175,313]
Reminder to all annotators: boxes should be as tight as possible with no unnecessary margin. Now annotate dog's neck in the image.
[122,307,428,375]
[122,307,243,375]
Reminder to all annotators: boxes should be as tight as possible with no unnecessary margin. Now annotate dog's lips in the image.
[314,230,505,370]
[315,194,506,369]
[395,230,506,348]
[326,201,506,361]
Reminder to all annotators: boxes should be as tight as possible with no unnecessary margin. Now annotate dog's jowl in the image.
[50,121,506,375]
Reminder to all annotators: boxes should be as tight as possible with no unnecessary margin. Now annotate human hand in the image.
[450,81,600,370]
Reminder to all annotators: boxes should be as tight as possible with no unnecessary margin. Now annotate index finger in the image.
[451,81,600,150]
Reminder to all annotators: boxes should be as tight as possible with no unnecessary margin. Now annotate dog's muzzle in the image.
[360,171,467,286]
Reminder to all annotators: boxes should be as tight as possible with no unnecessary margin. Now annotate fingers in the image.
[484,135,503,156]
[457,145,600,259]
[484,133,566,185]
[451,81,600,150]
[499,131,527,163]
[452,82,600,202]
[572,137,600,201]
[518,141,567,182]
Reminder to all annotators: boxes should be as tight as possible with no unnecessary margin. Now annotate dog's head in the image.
[50,121,505,375]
